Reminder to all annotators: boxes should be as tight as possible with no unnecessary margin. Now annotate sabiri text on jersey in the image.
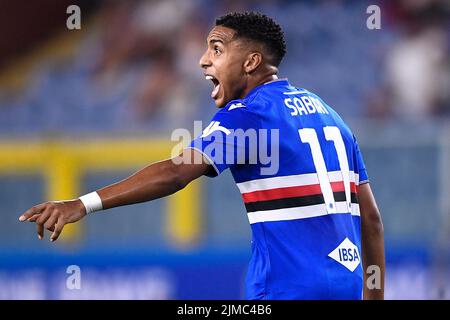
[284,95,329,116]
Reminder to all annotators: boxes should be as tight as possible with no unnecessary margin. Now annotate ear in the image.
[243,52,263,74]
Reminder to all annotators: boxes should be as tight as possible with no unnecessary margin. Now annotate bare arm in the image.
[359,182,385,300]
[18,149,212,241]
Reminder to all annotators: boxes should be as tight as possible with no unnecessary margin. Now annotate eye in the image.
[214,47,221,55]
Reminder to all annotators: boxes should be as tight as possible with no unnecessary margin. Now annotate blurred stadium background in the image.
[0,0,449,299]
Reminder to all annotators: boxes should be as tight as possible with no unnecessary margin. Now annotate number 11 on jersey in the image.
[299,126,352,214]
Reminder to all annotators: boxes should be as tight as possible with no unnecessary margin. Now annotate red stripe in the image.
[242,182,357,203]
[330,181,357,193]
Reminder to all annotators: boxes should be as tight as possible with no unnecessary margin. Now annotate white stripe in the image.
[237,171,359,194]
[264,78,288,85]
[353,203,360,215]
[248,204,327,224]
[283,90,309,95]
[247,202,360,224]
[336,201,360,216]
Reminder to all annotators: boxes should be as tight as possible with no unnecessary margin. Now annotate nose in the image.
[199,50,211,69]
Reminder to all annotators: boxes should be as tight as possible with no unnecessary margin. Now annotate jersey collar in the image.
[245,78,289,99]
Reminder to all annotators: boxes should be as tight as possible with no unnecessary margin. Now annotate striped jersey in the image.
[188,79,368,300]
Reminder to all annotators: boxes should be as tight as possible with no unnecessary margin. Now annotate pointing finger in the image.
[19,203,46,222]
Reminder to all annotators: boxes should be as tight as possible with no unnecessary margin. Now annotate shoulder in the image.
[225,100,248,112]
[218,98,262,116]
[209,99,262,129]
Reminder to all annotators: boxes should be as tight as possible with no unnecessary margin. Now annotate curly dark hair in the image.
[216,11,287,67]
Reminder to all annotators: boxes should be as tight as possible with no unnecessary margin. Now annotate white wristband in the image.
[79,192,103,214]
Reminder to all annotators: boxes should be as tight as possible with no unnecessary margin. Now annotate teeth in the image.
[205,75,213,80]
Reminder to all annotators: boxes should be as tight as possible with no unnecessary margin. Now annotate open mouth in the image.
[205,75,220,99]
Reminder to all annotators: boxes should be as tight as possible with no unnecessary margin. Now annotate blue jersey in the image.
[188,79,369,300]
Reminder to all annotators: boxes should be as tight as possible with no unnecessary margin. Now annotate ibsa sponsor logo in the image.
[328,237,360,272]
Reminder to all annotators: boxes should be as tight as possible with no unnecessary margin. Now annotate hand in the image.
[18,199,87,242]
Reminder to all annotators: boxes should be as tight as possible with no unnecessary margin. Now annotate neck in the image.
[240,66,279,99]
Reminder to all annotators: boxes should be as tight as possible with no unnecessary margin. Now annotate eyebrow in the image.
[208,39,224,45]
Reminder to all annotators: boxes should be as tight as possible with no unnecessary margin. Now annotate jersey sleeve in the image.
[353,135,369,185]
[187,103,260,177]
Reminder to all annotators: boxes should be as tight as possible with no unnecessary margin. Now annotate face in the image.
[199,26,251,108]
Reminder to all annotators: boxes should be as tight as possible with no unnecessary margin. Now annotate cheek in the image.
[222,63,244,90]
[229,59,244,77]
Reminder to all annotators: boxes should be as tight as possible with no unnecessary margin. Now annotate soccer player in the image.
[19,12,385,300]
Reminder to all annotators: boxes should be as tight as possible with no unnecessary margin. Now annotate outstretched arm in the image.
[359,182,385,300]
[18,149,212,242]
